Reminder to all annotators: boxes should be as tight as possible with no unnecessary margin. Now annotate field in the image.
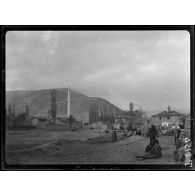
[5,128,183,165]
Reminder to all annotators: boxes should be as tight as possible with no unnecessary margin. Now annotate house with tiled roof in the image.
[114,114,134,129]
[55,117,68,124]
[114,113,148,130]
[31,116,48,129]
[151,107,184,127]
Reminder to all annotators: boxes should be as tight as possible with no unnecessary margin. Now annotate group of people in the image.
[111,122,138,142]
[111,122,186,161]
[160,123,183,136]
[110,117,189,162]
[136,123,186,161]
[111,123,163,160]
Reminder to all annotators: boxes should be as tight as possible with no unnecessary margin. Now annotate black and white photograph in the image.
[1,26,194,170]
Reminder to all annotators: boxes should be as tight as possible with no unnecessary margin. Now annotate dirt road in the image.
[5,128,182,165]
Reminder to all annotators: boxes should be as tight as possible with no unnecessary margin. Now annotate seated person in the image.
[136,134,162,160]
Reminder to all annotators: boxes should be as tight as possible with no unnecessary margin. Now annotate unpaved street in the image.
[6,128,182,165]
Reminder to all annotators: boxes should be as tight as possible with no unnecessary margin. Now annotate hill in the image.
[6,88,122,122]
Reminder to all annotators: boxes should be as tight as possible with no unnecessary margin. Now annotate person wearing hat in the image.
[136,132,162,160]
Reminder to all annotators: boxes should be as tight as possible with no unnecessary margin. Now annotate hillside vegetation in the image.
[6,88,122,122]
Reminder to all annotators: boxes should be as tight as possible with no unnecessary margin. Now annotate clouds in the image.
[6,30,190,114]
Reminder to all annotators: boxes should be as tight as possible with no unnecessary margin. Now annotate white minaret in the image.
[67,89,71,117]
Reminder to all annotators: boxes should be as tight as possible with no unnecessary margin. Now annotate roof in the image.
[114,114,134,119]
[152,111,183,118]
[132,118,146,124]
[39,118,47,122]
[56,117,68,122]
[31,116,48,121]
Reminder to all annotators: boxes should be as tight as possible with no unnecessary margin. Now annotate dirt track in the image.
[5,128,182,165]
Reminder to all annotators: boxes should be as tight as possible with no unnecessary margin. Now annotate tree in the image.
[12,104,16,117]
[67,115,76,129]
[139,107,144,118]
[25,105,29,118]
[51,89,57,124]
[89,102,98,123]
[8,103,12,117]
[16,113,27,122]
[143,111,147,118]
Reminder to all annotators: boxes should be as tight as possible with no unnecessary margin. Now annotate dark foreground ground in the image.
[5,128,183,165]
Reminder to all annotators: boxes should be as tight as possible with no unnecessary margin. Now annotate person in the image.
[174,125,181,145]
[136,133,162,160]
[127,123,132,132]
[119,124,126,135]
[111,128,117,142]
[170,124,176,134]
[179,123,184,129]
[146,125,157,137]
[134,127,137,132]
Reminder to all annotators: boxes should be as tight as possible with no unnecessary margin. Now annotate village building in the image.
[114,114,147,130]
[89,121,108,131]
[151,107,184,128]
[31,116,48,129]
[130,118,146,130]
[113,102,148,130]
[55,117,68,125]
[114,114,134,129]
[55,116,82,130]
[54,117,70,129]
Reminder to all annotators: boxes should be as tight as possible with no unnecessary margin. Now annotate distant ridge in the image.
[6,88,122,122]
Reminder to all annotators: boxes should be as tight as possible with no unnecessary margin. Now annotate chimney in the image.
[168,106,171,112]
[129,102,134,112]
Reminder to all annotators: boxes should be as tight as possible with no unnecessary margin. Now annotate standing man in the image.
[111,127,117,142]
[172,124,181,145]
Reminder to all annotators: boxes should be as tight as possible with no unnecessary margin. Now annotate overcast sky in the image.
[6,30,190,115]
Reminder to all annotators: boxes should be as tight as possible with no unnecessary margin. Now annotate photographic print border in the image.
[1,25,194,170]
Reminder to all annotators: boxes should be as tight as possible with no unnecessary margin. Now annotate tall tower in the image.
[51,89,57,124]
[129,102,134,112]
[168,106,171,112]
[67,89,71,118]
